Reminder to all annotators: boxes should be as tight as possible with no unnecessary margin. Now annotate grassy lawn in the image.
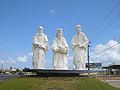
[0,77,119,90]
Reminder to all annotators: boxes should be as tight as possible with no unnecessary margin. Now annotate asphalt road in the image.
[0,75,20,81]
[101,80,120,88]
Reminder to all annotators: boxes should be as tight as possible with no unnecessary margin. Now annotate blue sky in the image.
[0,0,120,69]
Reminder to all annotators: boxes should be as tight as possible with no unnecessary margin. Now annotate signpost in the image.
[86,63,102,68]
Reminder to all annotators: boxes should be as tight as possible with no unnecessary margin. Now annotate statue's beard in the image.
[57,36,62,39]
[77,30,81,34]
[38,32,43,35]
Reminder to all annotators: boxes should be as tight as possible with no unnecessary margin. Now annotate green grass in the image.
[0,77,119,90]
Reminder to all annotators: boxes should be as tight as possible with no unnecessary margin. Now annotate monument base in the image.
[23,69,92,77]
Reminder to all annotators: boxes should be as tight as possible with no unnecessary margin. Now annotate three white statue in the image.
[32,25,88,70]
[71,25,88,70]
[52,28,69,70]
[32,26,48,69]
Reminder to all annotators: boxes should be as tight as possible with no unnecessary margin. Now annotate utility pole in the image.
[88,42,90,75]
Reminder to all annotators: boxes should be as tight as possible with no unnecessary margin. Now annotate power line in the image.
[90,1,120,40]
[92,10,120,42]
[90,42,120,57]
[104,10,120,29]
[98,1,120,27]
[109,13,120,25]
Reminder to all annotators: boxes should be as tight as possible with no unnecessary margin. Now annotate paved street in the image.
[101,80,120,88]
[0,75,20,81]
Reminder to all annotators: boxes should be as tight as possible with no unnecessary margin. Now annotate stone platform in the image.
[23,69,93,77]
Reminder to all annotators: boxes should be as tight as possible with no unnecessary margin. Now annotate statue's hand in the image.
[79,46,86,51]
[59,47,68,54]
[39,45,46,50]
[34,44,39,47]
[54,48,59,53]
[78,45,82,47]
[78,43,85,47]
[58,44,62,48]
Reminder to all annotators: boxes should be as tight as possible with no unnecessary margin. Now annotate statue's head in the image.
[56,28,63,39]
[38,26,43,33]
[76,25,82,32]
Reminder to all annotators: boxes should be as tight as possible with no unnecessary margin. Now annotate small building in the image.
[102,63,120,75]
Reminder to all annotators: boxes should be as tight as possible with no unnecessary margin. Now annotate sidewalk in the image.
[101,80,120,88]
[89,74,120,88]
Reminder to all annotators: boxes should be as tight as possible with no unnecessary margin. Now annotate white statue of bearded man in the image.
[52,28,69,70]
[32,26,48,69]
[71,25,88,70]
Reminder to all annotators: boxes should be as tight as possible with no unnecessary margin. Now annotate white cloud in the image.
[16,52,33,62]
[49,9,56,14]
[90,40,120,65]
[27,52,33,57]
[0,59,5,64]
[6,58,16,63]
[17,55,28,62]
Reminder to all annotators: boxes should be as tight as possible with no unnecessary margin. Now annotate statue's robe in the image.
[71,32,88,70]
[32,33,48,69]
[52,37,69,70]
